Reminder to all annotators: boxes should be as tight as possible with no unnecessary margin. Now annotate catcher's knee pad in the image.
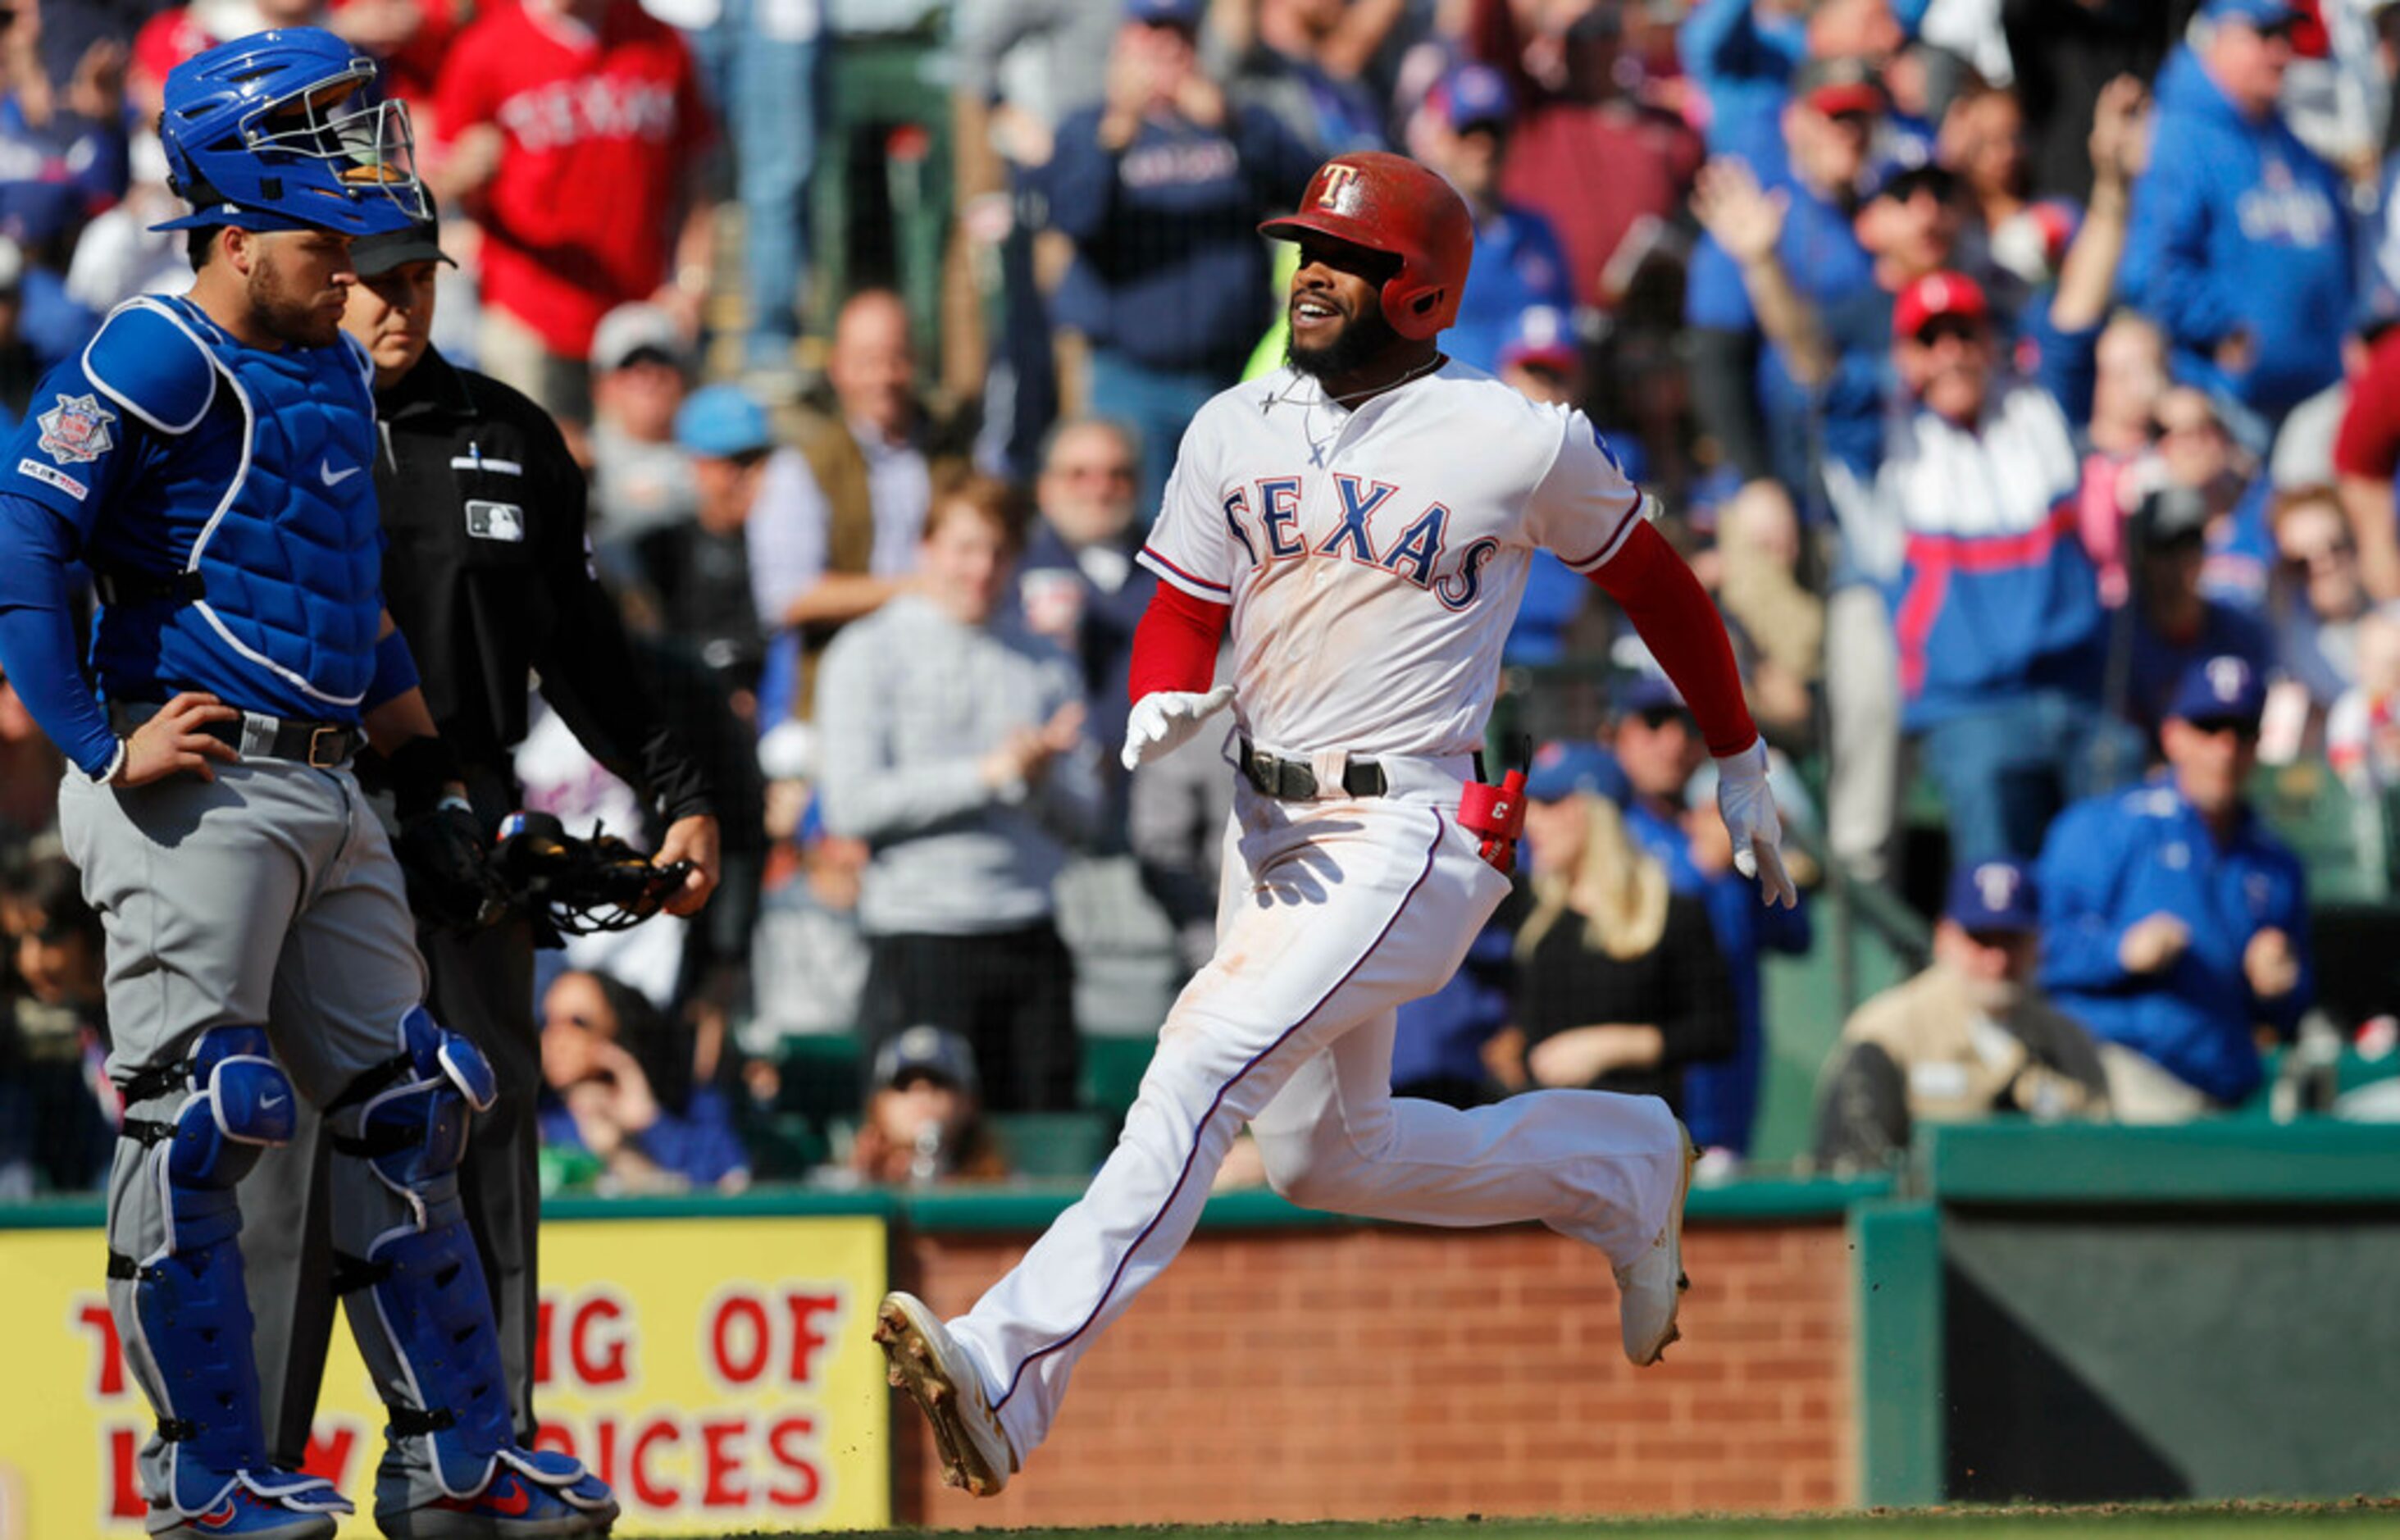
[112,1028,348,1524]
[124,1025,298,1253]
[330,1005,495,1226]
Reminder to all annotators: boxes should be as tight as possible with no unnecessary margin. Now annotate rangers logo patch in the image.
[37,394,116,465]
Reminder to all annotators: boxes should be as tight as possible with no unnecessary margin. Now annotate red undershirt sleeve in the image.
[1128,580,1231,704]
[1587,519,1760,759]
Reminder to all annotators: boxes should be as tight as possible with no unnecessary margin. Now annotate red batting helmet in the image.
[1259,152,1474,342]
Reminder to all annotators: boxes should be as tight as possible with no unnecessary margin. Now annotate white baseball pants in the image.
[947,758,1687,1462]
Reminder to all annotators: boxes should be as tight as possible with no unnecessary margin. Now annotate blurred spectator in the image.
[587,301,699,557]
[2263,483,2370,713]
[1473,0,1705,317]
[2079,312,2172,607]
[749,781,873,1041]
[2002,0,2170,203]
[431,0,714,423]
[132,0,459,119]
[1017,417,1154,775]
[1712,478,1821,747]
[817,473,1104,1112]
[2038,654,2313,1119]
[0,0,126,370]
[1813,859,2111,1172]
[0,667,57,860]
[2327,600,2400,791]
[632,383,776,717]
[0,855,112,1198]
[711,0,822,385]
[950,0,1118,481]
[1800,83,2143,867]
[537,968,749,1193]
[61,132,185,315]
[1611,676,1811,1163]
[2120,0,2353,430]
[748,289,937,722]
[1508,778,1737,1114]
[1047,0,1316,516]
[844,1023,1010,1186]
[1940,80,2033,264]
[1409,61,1573,375]
[2140,383,2270,612]
[0,240,37,435]
[1687,0,1906,162]
[1126,639,1236,976]
[1214,0,1400,156]
[2115,482,2275,744]
[1494,301,1582,406]
[1683,55,1880,490]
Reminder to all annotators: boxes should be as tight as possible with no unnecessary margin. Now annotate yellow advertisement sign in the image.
[0,1214,890,1538]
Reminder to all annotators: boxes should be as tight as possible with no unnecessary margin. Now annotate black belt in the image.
[198,714,362,768]
[1238,740,1388,800]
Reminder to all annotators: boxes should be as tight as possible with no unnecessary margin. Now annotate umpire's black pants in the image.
[240,917,544,1463]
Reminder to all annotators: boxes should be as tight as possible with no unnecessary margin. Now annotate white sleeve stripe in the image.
[1136,546,1231,599]
[1556,485,1646,572]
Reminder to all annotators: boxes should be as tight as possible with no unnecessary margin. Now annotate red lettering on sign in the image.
[699,1418,749,1506]
[630,1417,681,1508]
[572,1295,630,1386]
[534,1296,556,1385]
[76,1299,124,1396]
[710,1293,769,1385]
[107,1425,143,1519]
[783,1292,838,1386]
[596,1416,620,1489]
[300,1424,358,1489]
[766,1415,822,1509]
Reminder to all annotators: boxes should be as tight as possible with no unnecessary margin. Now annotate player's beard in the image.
[1287,300,1400,382]
[249,257,345,349]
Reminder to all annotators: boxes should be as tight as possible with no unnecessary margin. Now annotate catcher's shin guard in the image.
[109,1026,352,1530]
[327,1009,617,1530]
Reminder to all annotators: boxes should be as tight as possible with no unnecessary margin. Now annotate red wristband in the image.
[1129,579,1230,704]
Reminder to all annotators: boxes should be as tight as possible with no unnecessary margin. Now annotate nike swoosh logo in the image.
[260,1092,286,1109]
[321,461,361,487]
[489,1479,532,1517]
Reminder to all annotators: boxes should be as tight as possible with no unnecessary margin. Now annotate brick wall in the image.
[891,1219,1854,1527]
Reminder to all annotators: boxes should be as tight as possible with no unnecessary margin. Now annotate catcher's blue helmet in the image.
[154,27,426,236]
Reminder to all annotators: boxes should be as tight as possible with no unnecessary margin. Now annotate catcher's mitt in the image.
[490,810,693,939]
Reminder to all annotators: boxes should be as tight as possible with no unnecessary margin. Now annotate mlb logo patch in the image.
[465,500,526,542]
[37,394,115,465]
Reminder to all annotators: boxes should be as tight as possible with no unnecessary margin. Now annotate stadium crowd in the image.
[2,0,2397,1198]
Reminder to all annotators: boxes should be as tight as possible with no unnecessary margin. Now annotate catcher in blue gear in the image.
[0,30,616,1539]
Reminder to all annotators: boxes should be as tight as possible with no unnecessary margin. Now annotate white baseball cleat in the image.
[873,1292,1019,1497]
[1614,1120,1698,1367]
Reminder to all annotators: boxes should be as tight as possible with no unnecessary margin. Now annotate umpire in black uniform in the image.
[241,204,724,1465]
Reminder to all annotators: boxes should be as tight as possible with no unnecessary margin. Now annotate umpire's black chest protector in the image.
[371,348,583,781]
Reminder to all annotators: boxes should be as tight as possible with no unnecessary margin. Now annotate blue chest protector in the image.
[78,296,384,719]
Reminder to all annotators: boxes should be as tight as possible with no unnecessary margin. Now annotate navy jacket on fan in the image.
[1047,103,1317,379]
[2120,47,2353,423]
[1445,205,1574,376]
[2036,777,2311,1105]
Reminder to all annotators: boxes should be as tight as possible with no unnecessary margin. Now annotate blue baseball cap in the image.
[2199,0,2300,28]
[1431,62,1515,131]
[1126,0,1205,25]
[2169,654,2268,728]
[1944,859,2040,934]
[873,1024,981,1097]
[1499,304,1579,374]
[674,383,773,459]
[1521,741,1627,804]
[2198,0,2294,28]
[1614,672,1688,718]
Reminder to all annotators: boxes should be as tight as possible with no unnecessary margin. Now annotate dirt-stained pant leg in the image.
[945,778,1686,1465]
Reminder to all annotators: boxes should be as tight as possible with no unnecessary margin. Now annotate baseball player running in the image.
[877,150,1797,1497]
[0,30,613,1539]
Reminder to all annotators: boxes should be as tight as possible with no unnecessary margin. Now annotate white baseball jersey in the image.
[1137,361,1644,759]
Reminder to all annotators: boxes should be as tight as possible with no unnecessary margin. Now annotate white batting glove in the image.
[1715,737,1798,909]
[1122,686,1235,771]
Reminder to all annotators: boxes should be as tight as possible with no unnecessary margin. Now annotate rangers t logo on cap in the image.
[1316,162,1363,212]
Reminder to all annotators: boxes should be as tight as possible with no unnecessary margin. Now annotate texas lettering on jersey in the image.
[1139,362,1642,759]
